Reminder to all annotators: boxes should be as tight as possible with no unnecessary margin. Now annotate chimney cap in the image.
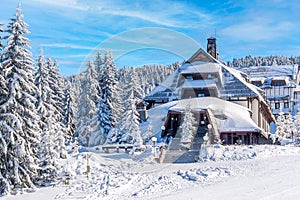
[207,36,216,40]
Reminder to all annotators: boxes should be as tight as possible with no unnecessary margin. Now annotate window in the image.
[275,102,280,109]
[186,75,193,80]
[208,74,215,79]
[273,82,283,86]
[284,102,289,109]
[198,93,205,97]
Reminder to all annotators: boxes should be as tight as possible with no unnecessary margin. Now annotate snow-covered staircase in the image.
[162,126,206,163]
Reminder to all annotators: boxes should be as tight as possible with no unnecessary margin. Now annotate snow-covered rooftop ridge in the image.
[167,97,261,133]
[179,62,221,74]
[238,64,298,79]
[181,79,217,89]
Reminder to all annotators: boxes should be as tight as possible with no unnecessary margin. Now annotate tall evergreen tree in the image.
[46,59,64,121]
[122,67,145,105]
[120,99,143,146]
[0,4,40,194]
[94,52,103,75]
[62,85,76,143]
[76,60,103,146]
[97,50,122,137]
[45,58,66,158]
[34,49,59,184]
[0,23,4,50]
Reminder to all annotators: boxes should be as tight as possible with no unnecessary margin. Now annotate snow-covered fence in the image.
[101,144,146,153]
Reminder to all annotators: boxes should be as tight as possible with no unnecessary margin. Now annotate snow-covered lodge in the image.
[144,38,275,145]
[238,65,300,116]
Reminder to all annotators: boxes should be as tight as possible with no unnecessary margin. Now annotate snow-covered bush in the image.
[180,104,196,149]
[275,112,296,144]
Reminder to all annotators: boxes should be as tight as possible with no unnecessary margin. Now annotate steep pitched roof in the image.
[187,48,217,63]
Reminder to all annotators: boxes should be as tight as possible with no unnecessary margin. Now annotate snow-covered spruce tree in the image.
[106,127,121,144]
[122,67,145,105]
[275,112,296,144]
[293,114,300,142]
[0,4,40,194]
[97,50,122,137]
[120,99,143,146]
[180,104,196,148]
[34,49,60,184]
[44,58,67,158]
[94,51,103,75]
[76,60,104,146]
[62,86,76,144]
[0,23,4,50]
[47,59,65,118]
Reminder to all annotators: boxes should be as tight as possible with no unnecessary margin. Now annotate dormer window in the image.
[186,75,193,80]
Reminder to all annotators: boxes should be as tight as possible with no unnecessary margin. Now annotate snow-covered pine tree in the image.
[285,114,294,139]
[0,23,3,50]
[122,67,145,105]
[34,49,60,184]
[275,112,295,143]
[0,4,40,194]
[46,59,64,121]
[293,114,300,142]
[0,23,8,101]
[180,104,196,148]
[44,58,67,158]
[108,50,123,126]
[97,50,122,137]
[76,60,103,146]
[106,127,121,144]
[94,51,103,75]
[120,99,143,146]
[62,86,76,143]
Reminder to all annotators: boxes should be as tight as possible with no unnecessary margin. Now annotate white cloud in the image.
[28,0,213,28]
[94,1,213,28]
[42,43,94,50]
[29,0,88,10]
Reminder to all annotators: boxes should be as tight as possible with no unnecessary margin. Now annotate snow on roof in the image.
[221,64,265,100]
[147,101,178,139]
[167,97,260,133]
[272,76,290,82]
[145,69,179,100]
[179,62,221,74]
[250,77,265,82]
[187,48,218,63]
[181,79,217,89]
[238,65,298,79]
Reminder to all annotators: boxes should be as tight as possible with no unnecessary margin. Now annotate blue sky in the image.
[1,0,300,76]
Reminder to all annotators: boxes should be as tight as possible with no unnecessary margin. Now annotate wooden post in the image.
[86,153,90,179]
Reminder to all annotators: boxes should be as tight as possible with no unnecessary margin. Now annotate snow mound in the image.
[177,167,233,183]
[199,144,300,162]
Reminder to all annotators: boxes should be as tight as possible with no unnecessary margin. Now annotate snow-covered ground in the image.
[4,145,300,200]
